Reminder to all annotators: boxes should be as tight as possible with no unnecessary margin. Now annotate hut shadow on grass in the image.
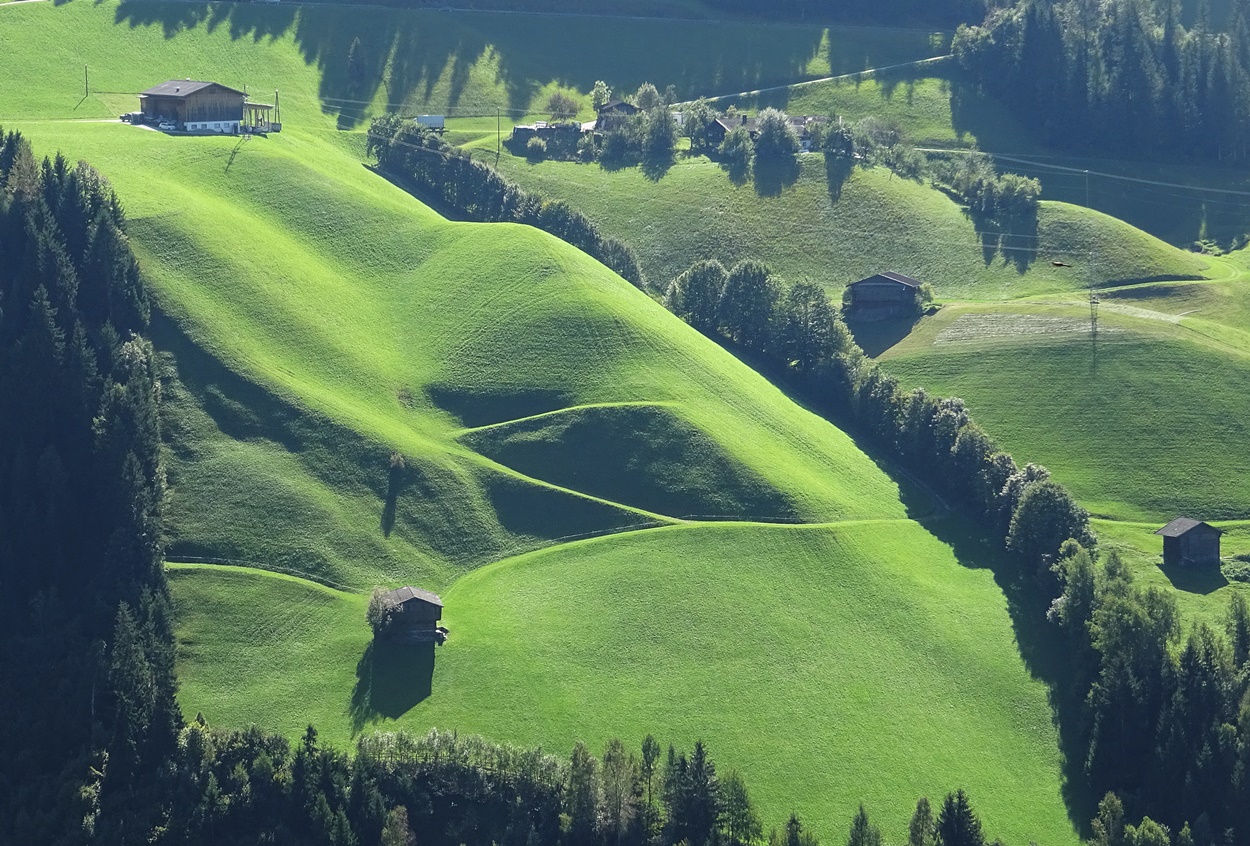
[845,313,921,358]
[350,638,435,734]
[1159,561,1228,595]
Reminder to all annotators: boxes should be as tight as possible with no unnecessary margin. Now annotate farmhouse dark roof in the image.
[383,586,444,607]
[598,100,639,113]
[851,271,922,288]
[1155,517,1222,537]
[140,80,246,98]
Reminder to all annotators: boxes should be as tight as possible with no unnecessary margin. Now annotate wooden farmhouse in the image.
[594,99,640,131]
[381,586,448,644]
[1155,517,1223,568]
[139,80,247,133]
[845,272,924,319]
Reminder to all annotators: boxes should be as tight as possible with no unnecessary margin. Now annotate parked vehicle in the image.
[158,121,177,131]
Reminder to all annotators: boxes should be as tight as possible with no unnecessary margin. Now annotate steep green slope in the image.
[170,521,1078,846]
[482,151,1210,295]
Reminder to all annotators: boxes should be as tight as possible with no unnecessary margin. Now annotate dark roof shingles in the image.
[383,585,444,607]
[141,80,246,98]
[1155,517,1222,537]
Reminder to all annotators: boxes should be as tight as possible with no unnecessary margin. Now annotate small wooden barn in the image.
[381,586,447,643]
[845,271,924,318]
[1155,518,1223,568]
[139,80,246,133]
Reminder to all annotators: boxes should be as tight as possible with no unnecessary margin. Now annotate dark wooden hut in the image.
[845,271,923,318]
[139,80,246,133]
[381,586,447,643]
[1155,518,1222,568]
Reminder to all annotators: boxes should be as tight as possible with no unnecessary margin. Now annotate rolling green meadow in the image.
[6,0,1250,841]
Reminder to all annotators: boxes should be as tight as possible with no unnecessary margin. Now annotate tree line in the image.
[954,0,1250,162]
[663,248,1250,844]
[1051,544,1250,844]
[0,129,180,843]
[662,256,1090,569]
[130,717,1001,846]
[365,116,645,288]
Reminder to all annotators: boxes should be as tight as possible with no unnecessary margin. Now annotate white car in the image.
[158,121,177,131]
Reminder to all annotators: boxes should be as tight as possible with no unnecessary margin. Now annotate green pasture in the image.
[478,148,1210,296]
[880,300,1250,523]
[1091,519,1250,629]
[170,520,1080,846]
[0,0,944,129]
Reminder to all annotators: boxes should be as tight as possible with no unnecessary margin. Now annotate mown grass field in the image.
[170,521,1079,846]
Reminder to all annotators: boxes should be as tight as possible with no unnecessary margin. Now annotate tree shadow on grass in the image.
[701,332,1097,834]
[752,156,800,197]
[381,460,404,537]
[825,155,854,202]
[917,512,1097,837]
[350,638,435,735]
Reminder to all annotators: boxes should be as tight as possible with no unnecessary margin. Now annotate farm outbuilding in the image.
[1155,517,1222,568]
[845,272,924,319]
[139,80,247,133]
[381,586,448,643]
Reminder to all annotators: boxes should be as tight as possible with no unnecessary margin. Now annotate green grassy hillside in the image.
[2,3,1087,841]
[879,298,1250,522]
[171,521,1079,846]
[481,150,1210,296]
[0,0,943,129]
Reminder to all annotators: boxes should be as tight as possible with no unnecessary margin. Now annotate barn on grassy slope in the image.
[139,80,246,133]
[845,271,924,319]
[381,586,448,644]
[1155,517,1222,568]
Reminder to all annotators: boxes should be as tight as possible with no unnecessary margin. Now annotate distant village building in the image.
[512,120,581,143]
[1155,518,1223,568]
[139,80,246,133]
[845,271,924,319]
[705,114,827,151]
[380,586,448,644]
[594,100,640,131]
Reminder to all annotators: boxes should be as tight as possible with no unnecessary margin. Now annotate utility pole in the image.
[84,65,89,98]
[496,106,501,156]
[1085,168,1090,208]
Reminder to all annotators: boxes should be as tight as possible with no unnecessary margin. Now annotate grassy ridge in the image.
[480,150,1210,297]
[170,521,1078,846]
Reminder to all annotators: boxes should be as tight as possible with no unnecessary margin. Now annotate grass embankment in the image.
[171,520,1079,846]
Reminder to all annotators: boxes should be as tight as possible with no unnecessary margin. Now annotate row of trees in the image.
[954,0,1250,161]
[144,719,1000,846]
[0,130,180,843]
[366,116,645,288]
[1052,546,1250,843]
[662,257,1090,567]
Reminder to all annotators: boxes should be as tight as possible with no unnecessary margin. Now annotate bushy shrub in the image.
[367,587,399,635]
[526,136,547,160]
